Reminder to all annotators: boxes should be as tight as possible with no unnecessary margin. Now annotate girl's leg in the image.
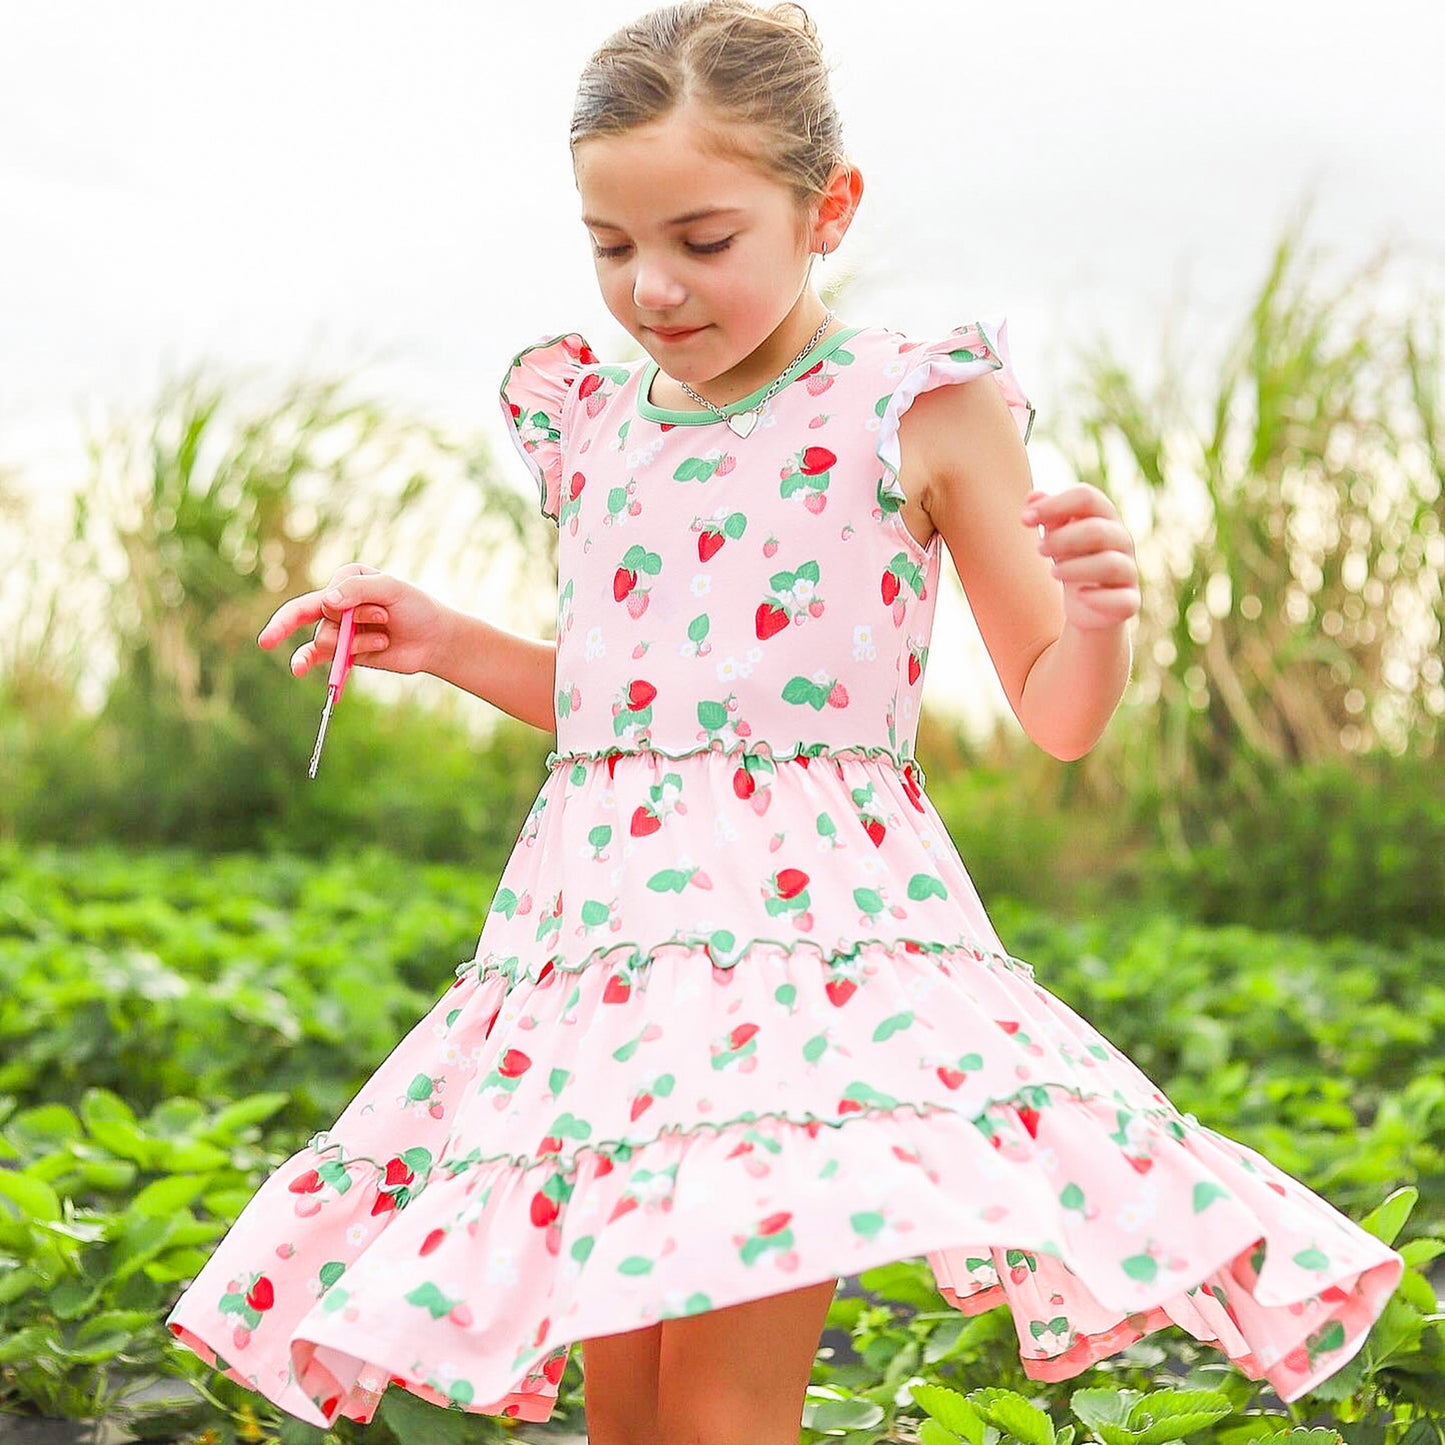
[655,1276,839,1445]
[578,1321,663,1445]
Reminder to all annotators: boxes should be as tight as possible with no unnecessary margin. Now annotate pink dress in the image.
[165,319,1403,1425]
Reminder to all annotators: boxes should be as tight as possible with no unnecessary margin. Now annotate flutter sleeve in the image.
[499,332,598,522]
[874,318,1036,511]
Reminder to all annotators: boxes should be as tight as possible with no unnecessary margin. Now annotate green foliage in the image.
[1130,749,1445,948]
[0,846,1440,1442]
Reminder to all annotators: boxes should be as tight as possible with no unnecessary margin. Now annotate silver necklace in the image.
[677,305,837,439]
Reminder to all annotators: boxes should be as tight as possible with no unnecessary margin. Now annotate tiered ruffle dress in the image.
[165,319,1403,1425]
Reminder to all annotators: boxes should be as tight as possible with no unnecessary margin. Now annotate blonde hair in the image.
[570,0,852,244]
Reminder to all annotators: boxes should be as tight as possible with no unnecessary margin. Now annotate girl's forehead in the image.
[574,129,780,225]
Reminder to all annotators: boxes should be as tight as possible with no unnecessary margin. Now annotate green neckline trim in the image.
[637,324,865,424]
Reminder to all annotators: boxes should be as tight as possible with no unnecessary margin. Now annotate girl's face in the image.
[573,106,824,389]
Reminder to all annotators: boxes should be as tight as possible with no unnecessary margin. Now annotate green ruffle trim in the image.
[303,1081,1208,1196]
[545,738,928,791]
[454,932,1036,990]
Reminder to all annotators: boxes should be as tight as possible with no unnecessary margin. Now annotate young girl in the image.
[165,1,1403,1438]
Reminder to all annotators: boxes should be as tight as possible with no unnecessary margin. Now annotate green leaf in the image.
[909,1382,987,1438]
[1359,1185,1416,1246]
[203,1092,290,1139]
[111,1212,178,1281]
[980,1390,1055,1445]
[131,1173,209,1216]
[0,1169,62,1222]
[377,1381,469,1445]
[808,1396,886,1432]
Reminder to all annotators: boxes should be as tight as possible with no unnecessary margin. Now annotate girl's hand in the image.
[257,563,449,678]
[1021,485,1141,632]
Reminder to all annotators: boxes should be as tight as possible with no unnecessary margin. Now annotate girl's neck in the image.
[651,304,841,412]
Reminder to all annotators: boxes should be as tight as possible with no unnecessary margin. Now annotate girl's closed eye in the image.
[592,237,735,259]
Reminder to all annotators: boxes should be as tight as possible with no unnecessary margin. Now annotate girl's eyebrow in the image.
[581,206,744,230]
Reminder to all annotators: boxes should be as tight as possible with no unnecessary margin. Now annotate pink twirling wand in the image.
[308,605,358,779]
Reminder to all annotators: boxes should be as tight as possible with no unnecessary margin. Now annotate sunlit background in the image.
[4,0,1442,732]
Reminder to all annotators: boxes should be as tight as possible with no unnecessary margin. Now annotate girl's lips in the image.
[649,325,707,340]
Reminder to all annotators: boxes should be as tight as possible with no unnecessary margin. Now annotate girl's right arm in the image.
[430,606,557,736]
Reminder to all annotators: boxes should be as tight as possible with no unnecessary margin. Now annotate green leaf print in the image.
[613,1035,641,1063]
[853,887,885,916]
[490,886,520,919]
[618,1256,654,1276]
[816,812,837,839]
[803,1034,828,1063]
[1120,1252,1159,1284]
[581,898,611,926]
[673,456,719,482]
[607,486,629,516]
[1294,1246,1331,1271]
[646,868,690,894]
[723,512,746,538]
[775,983,797,1006]
[318,1261,345,1290]
[697,699,729,730]
[1193,1181,1230,1211]
[907,873,948,901]
[687,613,709,643]
[549,1067,570,1094]
[405,1280,459,1320]
[547,1113,592,1141]
[400,1146,432,1174]
[781,676,827,709]
[851,1211,886,1239]
[571,1235,594,1264]
[872,1012,915,1042]
[588,824,612,850]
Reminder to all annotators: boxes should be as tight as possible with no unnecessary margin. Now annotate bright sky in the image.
[1,1,1440,733]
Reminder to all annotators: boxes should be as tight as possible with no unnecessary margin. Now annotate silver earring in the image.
[819,241,829,258]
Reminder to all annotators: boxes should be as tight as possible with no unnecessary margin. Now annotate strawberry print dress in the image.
[165,318,1404,1426]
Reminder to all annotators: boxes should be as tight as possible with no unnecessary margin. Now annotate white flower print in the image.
[883,357,907,381]
[904,973,934,1005]
[486,1247,521,1287]
[852,623,877,662]
[864,415,881,434]
[690,574,712,598]
[345,1223,369,1247]
[585,625,606,661]
[746,646,761,663]
[793,577,815,602]
[714,812,738,845]
[433,1359,463,1387]
[810,667,831,686]
[717,657,739,682]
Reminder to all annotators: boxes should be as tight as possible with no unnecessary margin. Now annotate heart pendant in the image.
[726,409,760,438]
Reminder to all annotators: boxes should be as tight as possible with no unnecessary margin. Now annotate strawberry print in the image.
[165,320,1401,1432]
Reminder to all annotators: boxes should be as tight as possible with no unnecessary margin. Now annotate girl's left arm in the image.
[904,378,1141,762]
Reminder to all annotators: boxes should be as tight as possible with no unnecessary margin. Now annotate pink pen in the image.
[307,605,358,779]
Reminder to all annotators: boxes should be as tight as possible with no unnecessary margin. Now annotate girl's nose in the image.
[633,264,685,312]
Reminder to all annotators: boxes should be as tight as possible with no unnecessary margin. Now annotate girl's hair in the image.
[570,0,851,242]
